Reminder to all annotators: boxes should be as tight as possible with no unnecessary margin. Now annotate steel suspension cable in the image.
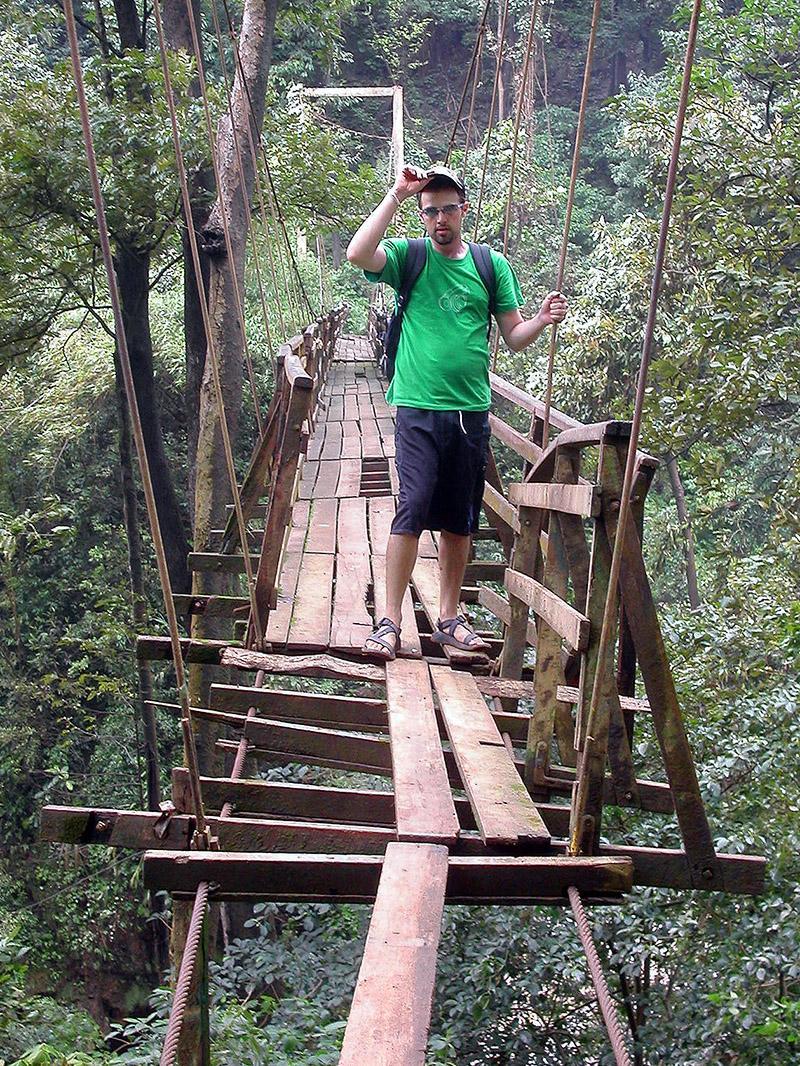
[208,0,277,375]
[569,0,705,853]
[62,0,209,844]
[444,0,493,166]
[472,0,512,238]
[541,0,602,448]
[219,0,288,338]
[569,886,633,1066]
[151,0,266,650]
[181,0,263,438]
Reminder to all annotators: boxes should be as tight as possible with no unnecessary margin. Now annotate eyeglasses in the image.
[419,203,465,219]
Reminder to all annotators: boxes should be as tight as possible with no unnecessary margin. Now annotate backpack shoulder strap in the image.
[398,237,428,303]
[468,242,497,316]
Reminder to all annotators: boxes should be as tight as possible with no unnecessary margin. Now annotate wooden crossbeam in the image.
[339,843,448,1066]
[504,568,590,652]
[208,684,387,728]
[508,481,600,518]
[143,851,634,901]
[430,666,550,850]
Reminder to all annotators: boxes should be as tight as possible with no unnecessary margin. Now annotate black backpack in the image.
[380,238,498,381]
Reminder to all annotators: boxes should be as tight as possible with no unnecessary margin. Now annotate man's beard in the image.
[432,228,455,245]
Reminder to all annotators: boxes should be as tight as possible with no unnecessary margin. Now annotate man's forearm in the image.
[505,311,549,352]
[346,192,401,271]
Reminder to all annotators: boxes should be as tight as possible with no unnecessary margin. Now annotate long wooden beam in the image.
[41,806,764,893]
[143,851,634,902]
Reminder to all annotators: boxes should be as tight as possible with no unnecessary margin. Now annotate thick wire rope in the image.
[208,0,277,376]
[444,0,492,167]
[489,0,542,372]
[62,0,209,847]
[220,0,314,332]
[541,0,602,447]
[472,0,512,239]
[569,0,705,853]
[180,0,263,439]
[151,0,266,650]
[569,886,634,1066]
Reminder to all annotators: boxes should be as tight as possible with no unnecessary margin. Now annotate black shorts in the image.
[391,407,491,538]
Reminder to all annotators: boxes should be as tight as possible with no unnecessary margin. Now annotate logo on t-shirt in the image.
[438,286,469,314]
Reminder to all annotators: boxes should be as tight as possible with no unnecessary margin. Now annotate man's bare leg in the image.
[363,533,419,655]
[437,530,489,649]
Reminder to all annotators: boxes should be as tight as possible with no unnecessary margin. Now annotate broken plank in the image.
[339,843,448,1066]
[385,658,459,845]
[429,665,550,850]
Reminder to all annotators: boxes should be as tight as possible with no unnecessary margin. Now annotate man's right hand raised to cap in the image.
[347,166,433,272]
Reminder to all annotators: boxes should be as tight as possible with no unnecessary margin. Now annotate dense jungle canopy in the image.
[0,0,799,1063]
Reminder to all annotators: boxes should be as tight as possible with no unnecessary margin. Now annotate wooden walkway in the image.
[42,326,766,1066]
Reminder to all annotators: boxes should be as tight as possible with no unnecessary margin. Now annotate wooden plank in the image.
[305,497,338,554]
[143,851,634,902]
[368,496,396,553]
[314,460,340,498]
[336,458,362,499]
[321,421,343,459]
[266,551,302,644]
[509,481,599,518]
[337,496,369,550]
[489,371,580,431]
[136,636,235,663]
[488,412,542,465]
[243,717,391,771]
[505,568,590,652]
[557,685,650,714]
[339,843,448,1066]
[330,553,373,651]
[220,647,385,683]
[208,685,387,728]
[417,530,438,558]
[429,666,550,849]
[483,482,521,536]
[343,393,360,422]
[412,556,488,666]
[188,552,247,574]
[287,554,334,649]
[385,659,459,845]
[371,553,422,658]
[171,771,396,825]
[298,459,319,499]
[478,587,536,646]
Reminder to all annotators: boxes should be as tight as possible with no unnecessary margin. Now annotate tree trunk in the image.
[664,451,701,608]
[113,244,191,593]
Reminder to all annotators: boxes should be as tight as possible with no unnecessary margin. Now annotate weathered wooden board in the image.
[336,459,362,499]
[368,497,396,553]
[385,659,459,845]
[314,461,340,499]
[339,843,448,1066]
[298,460,319,499]
[321,421,343,460]
[286,554,334,649]
[220,647,385,682]
[429,666,550,850]
[337,496,369,550]
[509,482,599,517]
[266,551,303,645]
[505,568,590,652]
[478,587,536,646]
[143,851,634,901]
[371,553,422,658]
[307,425,325,461]
[208,685,387,728]
[331,553,373,651]
[305,497,338,554]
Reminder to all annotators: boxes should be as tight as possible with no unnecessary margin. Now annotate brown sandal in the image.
[362,617,401,661]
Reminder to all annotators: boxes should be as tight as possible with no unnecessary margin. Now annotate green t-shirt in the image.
[366,237,523,410]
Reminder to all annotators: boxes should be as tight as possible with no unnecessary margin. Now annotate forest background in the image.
[0,0,798,1063]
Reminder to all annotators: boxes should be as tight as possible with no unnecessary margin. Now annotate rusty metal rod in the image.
[568,885,633,1066]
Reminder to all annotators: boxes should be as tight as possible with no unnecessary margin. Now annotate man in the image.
[347,165,567,660]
